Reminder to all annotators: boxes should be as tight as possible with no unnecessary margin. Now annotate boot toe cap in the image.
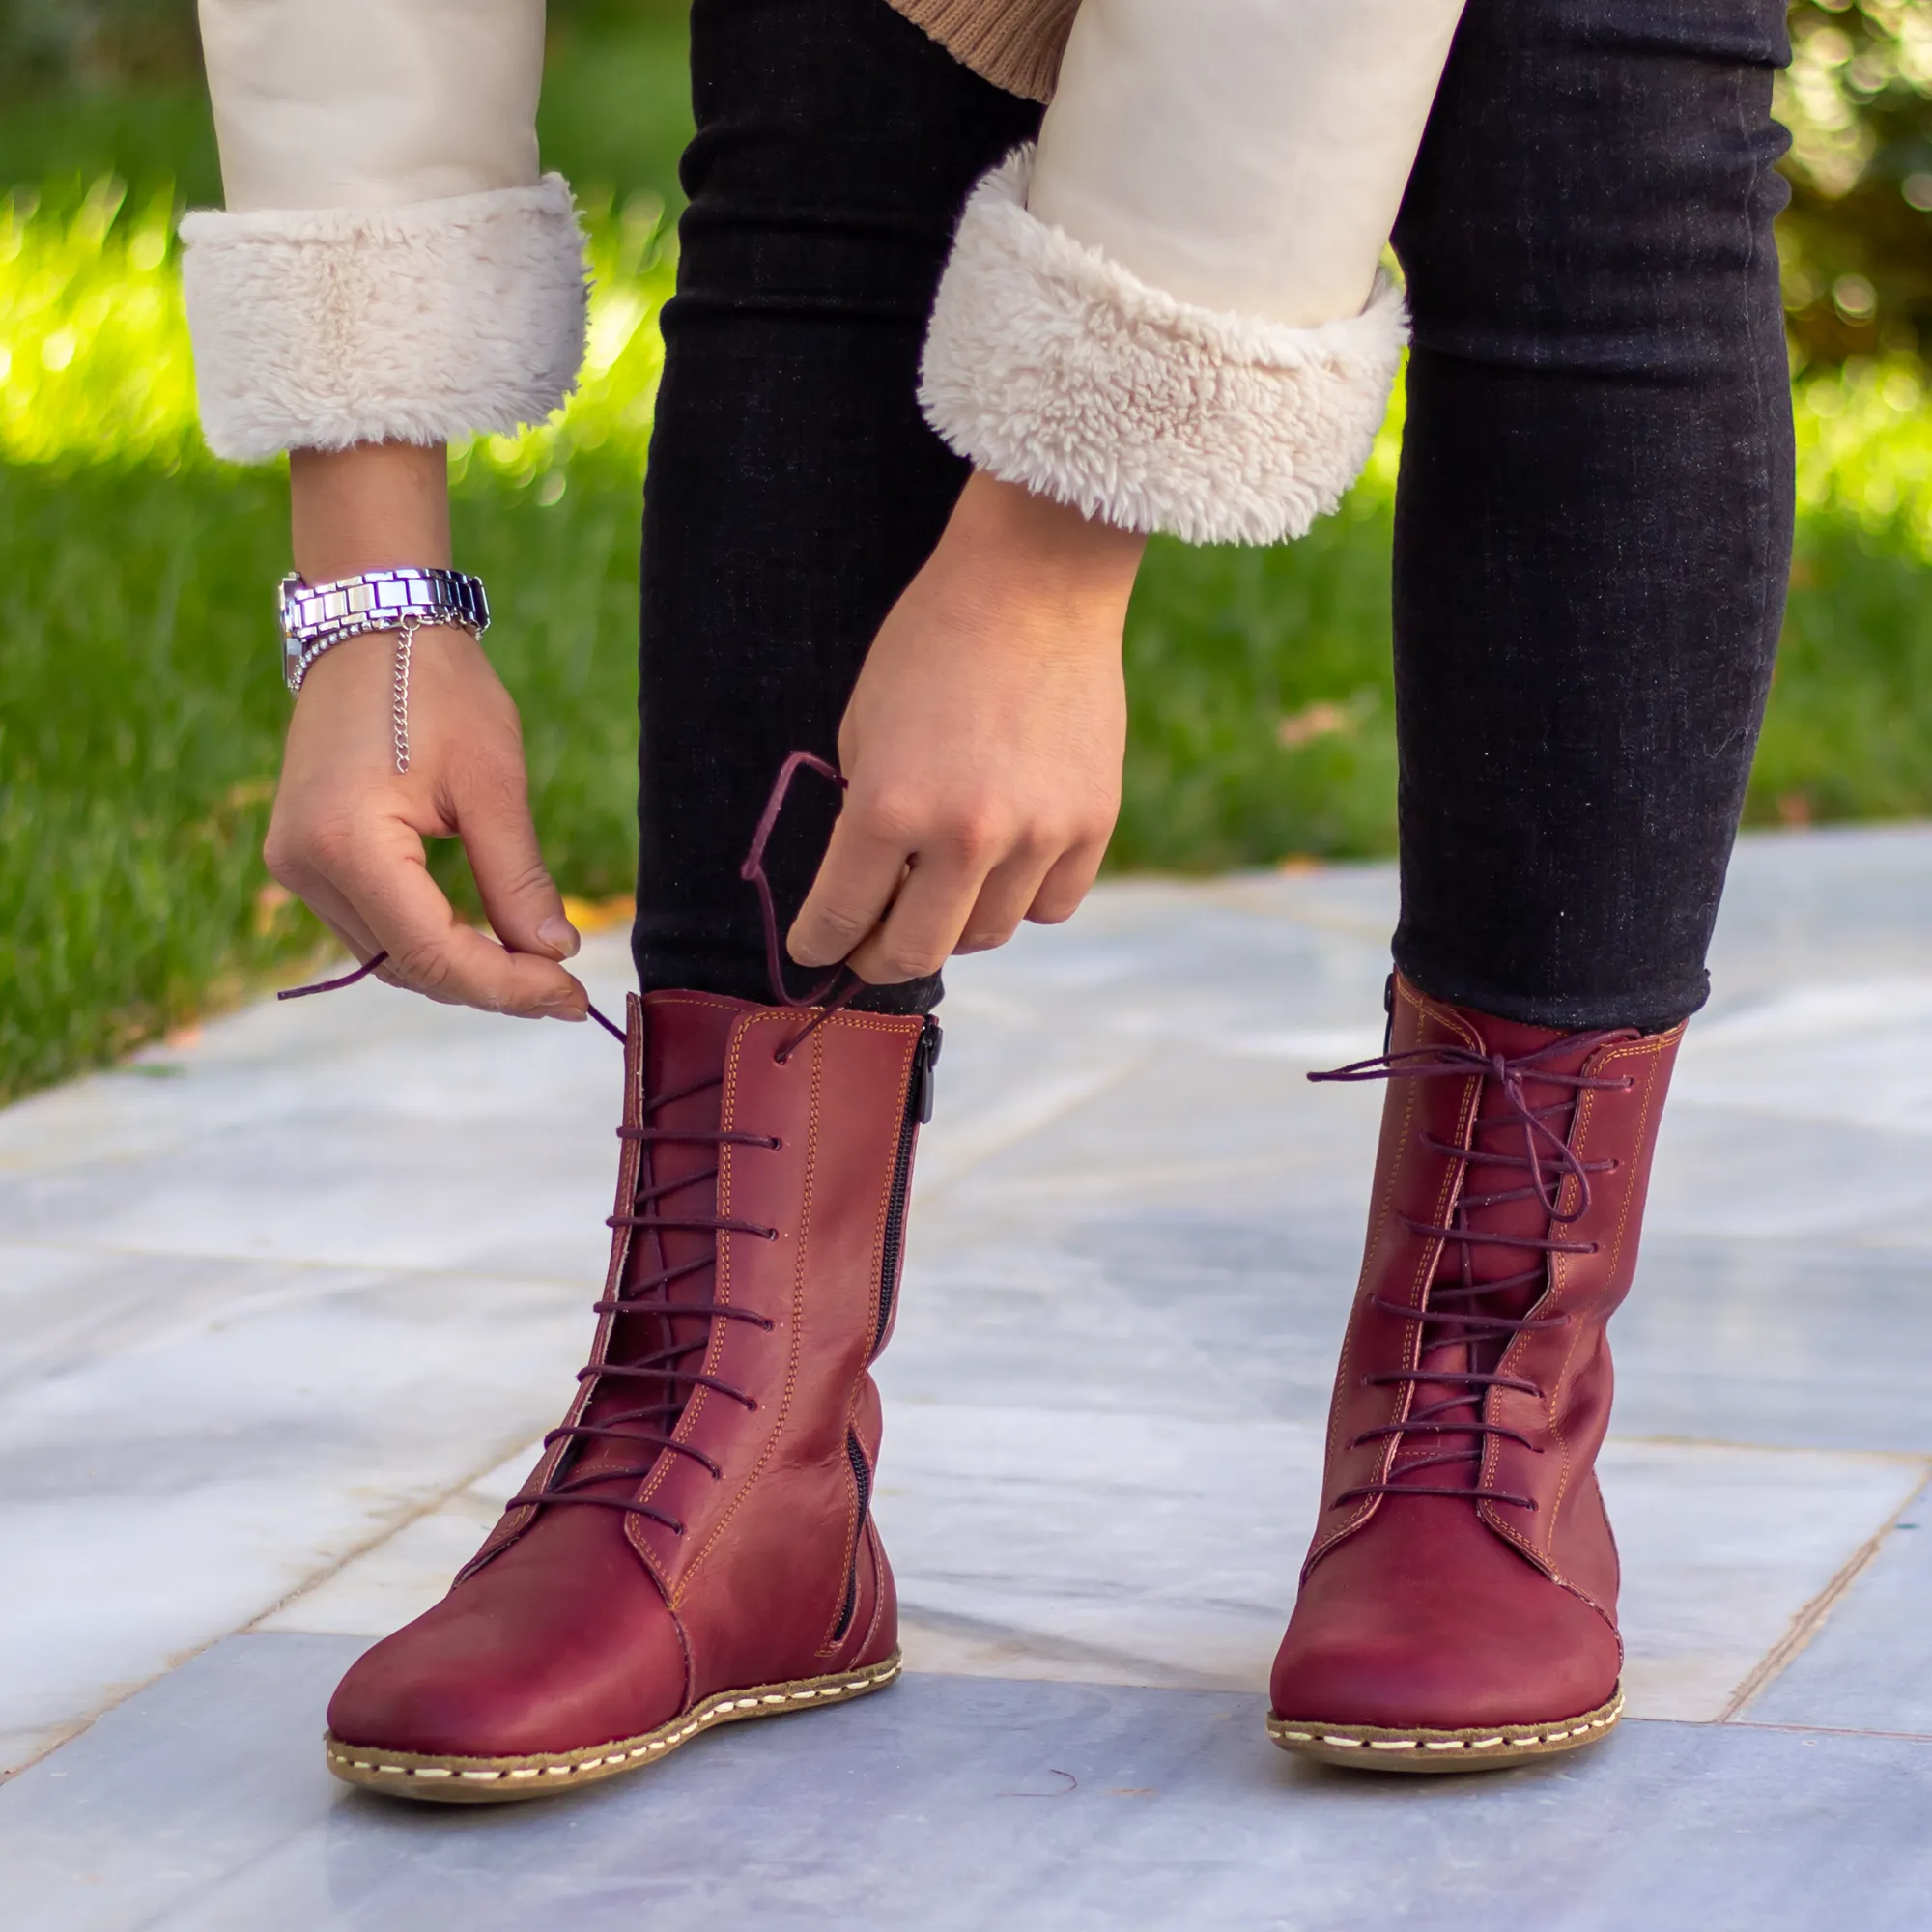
[1270,1518,1621,1731]
[1270,1621,1617,1733]
[327,1552,688,1759]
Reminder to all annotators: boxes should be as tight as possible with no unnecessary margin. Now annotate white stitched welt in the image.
[328,1658,900,1780]
[1269,1699,1620,1756]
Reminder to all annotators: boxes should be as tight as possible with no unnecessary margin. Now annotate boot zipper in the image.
[832,1428,873,1643]
[872,1016,940,1360]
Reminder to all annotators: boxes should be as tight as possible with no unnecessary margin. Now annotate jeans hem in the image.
[1389,951,1706,1035]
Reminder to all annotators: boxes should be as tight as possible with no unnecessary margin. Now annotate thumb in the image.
[454,753,581,963]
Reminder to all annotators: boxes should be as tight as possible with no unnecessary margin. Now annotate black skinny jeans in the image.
[633,0,1795,1031]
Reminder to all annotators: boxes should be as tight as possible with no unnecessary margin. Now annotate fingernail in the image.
[536,915,582,960]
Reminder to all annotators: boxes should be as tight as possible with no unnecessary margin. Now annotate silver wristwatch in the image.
[278,567,491,695]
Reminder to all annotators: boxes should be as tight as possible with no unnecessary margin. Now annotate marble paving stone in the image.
[7,1635,1932,1932]
[880,1415,1929,1722]
[1602,1441,1926,1718]
[255,1448,533,1639]
[878,1417,1927,1723]
[0,1260,585,1775]
[1645,1100,1932,1250]
[1700,824,1932,1000]
[894,1195,1932,1456]
[12,827,1932,1891]
[1610,1239,1932,1454]
[259,1402,1927,1725]
[1668,978,1932,1134]
[1740,1487,1932,1736]
[0,935,642,1280]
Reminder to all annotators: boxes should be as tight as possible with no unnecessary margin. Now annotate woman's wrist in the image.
[945,471,1146,625]
[290,440,452,582]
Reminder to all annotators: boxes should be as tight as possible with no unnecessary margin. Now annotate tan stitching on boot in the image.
[326,1656,905,1794]
[640,1009,796,1596]
[683,1012,819,1612]
[1268,1688,1623,1762]
[1310,1078,1421,1569]
[1485,1031,1674,1572]
[1311,999,1482,1571]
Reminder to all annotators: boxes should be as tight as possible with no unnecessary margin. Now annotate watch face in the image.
[279,575,307,689]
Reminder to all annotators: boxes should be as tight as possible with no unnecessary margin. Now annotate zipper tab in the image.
[914,1015,943,1124]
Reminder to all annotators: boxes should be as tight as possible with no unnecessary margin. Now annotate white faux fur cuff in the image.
[179,176,588,463]
[919,151,1406,546]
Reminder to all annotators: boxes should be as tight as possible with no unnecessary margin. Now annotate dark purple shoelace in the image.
[275,753,874,1530]
[1309,1032,1636,1510]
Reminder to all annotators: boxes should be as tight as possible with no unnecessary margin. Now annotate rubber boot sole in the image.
[1266,1685,1622,1773]
[324,1650,903,1804]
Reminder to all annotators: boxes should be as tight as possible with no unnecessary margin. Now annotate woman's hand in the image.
[265,441,587,1020]
[788,472,1145,984]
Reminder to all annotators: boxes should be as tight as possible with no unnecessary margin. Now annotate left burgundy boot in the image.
[1268,972,1683,1772]
[323,987,938,1801]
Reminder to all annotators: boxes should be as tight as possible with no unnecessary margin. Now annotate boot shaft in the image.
[1310,975,1682,1589]
[474,990,936,1658]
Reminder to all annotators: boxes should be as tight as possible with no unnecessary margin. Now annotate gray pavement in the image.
[3,824,1930,1928]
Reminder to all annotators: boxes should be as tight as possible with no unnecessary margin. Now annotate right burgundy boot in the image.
[1268,972,1683,1771]
[323,988,938,1801]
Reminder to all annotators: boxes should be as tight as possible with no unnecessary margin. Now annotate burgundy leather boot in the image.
[1268,972,1683,1772]
[325,988,938,1801]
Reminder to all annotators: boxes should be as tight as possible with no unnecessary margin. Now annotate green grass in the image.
[9,23,1932,1102]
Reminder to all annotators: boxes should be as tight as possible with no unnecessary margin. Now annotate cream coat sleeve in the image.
[918,0,1465,545]
[179,0,587,463]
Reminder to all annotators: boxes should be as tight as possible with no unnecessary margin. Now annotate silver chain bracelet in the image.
[277,568,491,777]
[391,615,418,775]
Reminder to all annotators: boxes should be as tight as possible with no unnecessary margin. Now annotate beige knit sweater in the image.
[885,0,1080,101]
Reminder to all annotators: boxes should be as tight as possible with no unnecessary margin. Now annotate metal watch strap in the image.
[279,567,491,695]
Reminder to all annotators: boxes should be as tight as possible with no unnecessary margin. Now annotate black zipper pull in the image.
[915,1016,943,1124]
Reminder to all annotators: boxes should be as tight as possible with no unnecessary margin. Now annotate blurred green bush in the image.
[1782,2,1932,364]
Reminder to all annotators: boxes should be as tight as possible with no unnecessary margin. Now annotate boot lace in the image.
[1309,1024,1635,1511]
[274,752,874,1534]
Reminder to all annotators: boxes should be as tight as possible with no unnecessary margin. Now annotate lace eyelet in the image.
[765,1136,783,1151]
[762,1226,780,1242]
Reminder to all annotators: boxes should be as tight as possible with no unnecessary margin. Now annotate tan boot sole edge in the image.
[324,1650,903,1804]
[1266,1684,1623,1774]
